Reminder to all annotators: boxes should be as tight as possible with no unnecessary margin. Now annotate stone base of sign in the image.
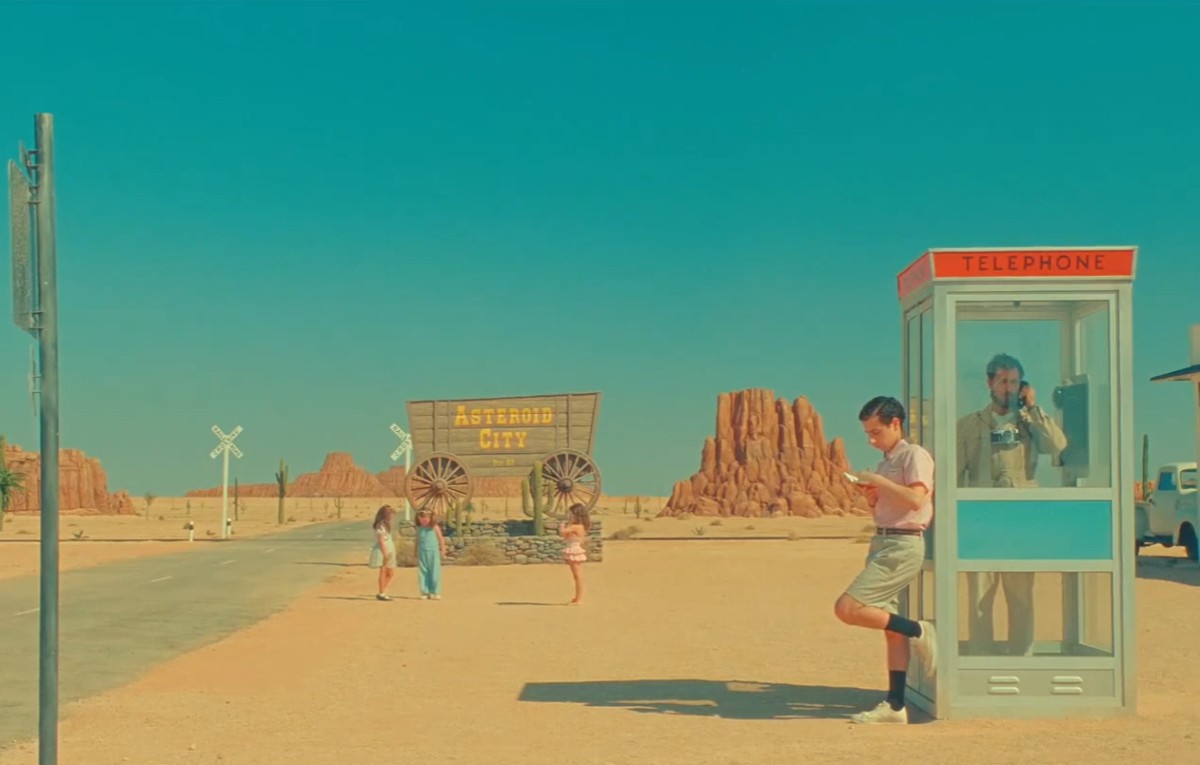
[396,518,604,565]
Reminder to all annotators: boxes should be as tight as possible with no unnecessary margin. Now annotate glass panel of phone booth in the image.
[953,298,1116,666]
[902,305,936,702]
[953,299,1112,491]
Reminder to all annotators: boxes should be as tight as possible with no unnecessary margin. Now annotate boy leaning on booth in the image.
[833,395,936,724]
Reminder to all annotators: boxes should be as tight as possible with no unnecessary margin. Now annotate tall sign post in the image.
[210,425,243,539]
[9,114,61,765]
[390,423,412,522]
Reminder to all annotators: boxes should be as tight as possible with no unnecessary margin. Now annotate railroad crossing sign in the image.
[210,425,243,539]
[390,423,413,521]
[210,425,243,459]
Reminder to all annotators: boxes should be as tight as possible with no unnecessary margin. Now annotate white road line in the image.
[219,559,235,566]
[14,608,38,616]
[151,575,172,583]
[265,548,275,554]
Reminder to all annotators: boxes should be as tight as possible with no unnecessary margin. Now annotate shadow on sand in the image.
[319,594,426,601]
[1136,555,1200,587]
[518,678,925,722]
[495,601,571,607]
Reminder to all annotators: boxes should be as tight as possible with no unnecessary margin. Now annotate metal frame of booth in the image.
[896,246,1137,720]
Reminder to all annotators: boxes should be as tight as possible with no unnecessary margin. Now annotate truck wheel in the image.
[1181,524,1199,563]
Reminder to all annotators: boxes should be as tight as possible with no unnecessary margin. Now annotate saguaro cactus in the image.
[233,478,240,521]
[1141,433,1152,500]
[521,461,558,536]
[275,459,289,524]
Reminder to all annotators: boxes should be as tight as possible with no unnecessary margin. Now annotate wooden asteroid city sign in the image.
[401,392,604,513]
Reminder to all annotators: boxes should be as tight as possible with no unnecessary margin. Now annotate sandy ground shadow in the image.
[518,678,888,720]
[1136,556,1200,586]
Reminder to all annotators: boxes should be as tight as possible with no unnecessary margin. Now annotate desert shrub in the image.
[609,525,641,540]
[454,541,507,566]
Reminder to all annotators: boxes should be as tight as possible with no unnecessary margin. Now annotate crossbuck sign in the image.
[210,425,243,539]
[390,423,412,521]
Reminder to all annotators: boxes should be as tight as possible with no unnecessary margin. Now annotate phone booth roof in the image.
[898,246,1137,304]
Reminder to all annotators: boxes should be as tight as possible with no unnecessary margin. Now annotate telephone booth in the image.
[896,246,1137,719]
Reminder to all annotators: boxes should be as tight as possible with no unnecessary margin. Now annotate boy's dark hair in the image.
[986,353,1024,380]
[858,396,906,426]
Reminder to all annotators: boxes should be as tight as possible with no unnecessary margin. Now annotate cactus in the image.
[275,459,289,524]
[1141,433,1152,500]
[445,499,469,534]
[0,435,20,531]
[332,495,343,518]
[233,478,240,521]
[521,461,560,535]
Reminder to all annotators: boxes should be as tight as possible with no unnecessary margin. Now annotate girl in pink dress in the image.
[560,502,591,604]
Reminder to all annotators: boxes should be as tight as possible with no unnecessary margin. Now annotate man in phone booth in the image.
[956,353,1068,656]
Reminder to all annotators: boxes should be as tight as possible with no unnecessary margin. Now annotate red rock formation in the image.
[291,452,392,496]
[661,389,870,518]
[375,465,408,495]
[188,452,391,498]
[1,442,136,515]
[187,481,278,498]
[1135,481,1157,502]
[189,456,571,500]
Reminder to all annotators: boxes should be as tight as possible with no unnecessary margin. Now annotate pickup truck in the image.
[1135,461,1199,561]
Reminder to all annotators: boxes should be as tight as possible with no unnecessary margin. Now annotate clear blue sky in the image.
[2,0,1198,497]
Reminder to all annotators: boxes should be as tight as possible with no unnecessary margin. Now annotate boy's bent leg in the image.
[838,535,937,678]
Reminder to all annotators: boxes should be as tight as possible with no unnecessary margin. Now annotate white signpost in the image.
[209,425,243,540]
[390,423,412,522]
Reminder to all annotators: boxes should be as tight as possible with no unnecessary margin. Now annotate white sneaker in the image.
[911,620,937,678]
[850,701,907,724]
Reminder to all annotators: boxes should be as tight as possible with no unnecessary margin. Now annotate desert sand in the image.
[0,495,860,581]
[0,504,1195,765]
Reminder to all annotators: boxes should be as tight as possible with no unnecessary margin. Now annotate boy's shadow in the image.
[518,678,932,722]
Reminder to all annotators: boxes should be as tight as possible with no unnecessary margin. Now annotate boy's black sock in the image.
[887,670,907,711]
[885,614,922,638]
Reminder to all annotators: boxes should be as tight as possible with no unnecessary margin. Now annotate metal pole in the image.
[404,447,411,522]
[33,112,59,765]
[221,446,229,540]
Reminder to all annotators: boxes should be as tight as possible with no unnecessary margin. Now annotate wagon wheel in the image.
[404,452,473,517]
[540,449,602,515]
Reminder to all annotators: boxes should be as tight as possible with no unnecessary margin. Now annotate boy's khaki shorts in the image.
[845,533,924,613]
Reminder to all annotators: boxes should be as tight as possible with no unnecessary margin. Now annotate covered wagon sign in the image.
[403,392,603,515]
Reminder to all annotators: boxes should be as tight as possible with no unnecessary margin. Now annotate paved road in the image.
[0,520,372,748]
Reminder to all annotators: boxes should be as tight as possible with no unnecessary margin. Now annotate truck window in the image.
[1159,470,1176,492]
[1182,469,1197,491]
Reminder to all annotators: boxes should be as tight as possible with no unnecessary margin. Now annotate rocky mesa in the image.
[187,452,538,499]
[1,441,136,515]
[188,451,397,498]
[660,388,870,518]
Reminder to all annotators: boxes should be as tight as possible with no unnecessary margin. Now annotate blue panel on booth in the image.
[958,500,1113,560]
